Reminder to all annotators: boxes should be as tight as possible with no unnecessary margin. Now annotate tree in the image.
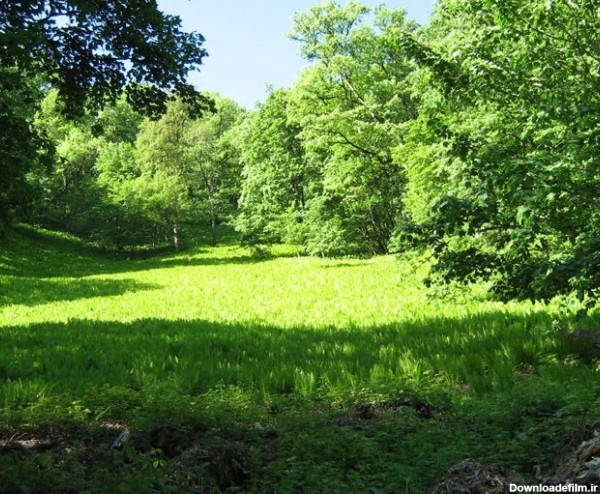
[93,139,155,250]
[131,97,244,251]
[288,1,418,254]
[90,99,154,250]
[186,96,245,246]
[0,69,49,230]
[0,0,208,115]
[235,88,314,247]
[133,99,195,251]
[399,0,600,301]
[0,0,208,229]
[30,89,99,232]
[31,92,244,251]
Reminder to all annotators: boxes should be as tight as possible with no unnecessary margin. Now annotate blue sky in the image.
[157,1,436,108]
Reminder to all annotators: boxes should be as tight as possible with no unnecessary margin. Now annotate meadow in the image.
[0,225,599,493]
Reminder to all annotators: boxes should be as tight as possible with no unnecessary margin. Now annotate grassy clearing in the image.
[1,225,599,493]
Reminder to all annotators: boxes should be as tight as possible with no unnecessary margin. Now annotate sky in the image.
[157,0,437,108]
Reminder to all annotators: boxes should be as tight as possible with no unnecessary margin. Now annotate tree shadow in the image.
[319,261,365,269]
[0,227,128,278]
[2,311,597,490]
[0,277,159,308]
[156,253,286,269]
[0,227,284,279]
[0,310,593,399]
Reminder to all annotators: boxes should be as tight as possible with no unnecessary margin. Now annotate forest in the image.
[1,0,599,492]
[2,0,599,303]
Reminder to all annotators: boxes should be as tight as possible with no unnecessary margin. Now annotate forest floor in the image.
[0,225,599,493]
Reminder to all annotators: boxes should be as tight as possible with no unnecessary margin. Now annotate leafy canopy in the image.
[0,0,209,115]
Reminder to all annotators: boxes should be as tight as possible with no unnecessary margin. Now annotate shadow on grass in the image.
[0,227,281,279]
[319,261,365,269]
[0,277,159,308]
[2,313,598,493]
[155,252,288,269]
[1,310,595,399]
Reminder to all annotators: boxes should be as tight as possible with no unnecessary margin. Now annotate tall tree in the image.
[131,97,244,250]
[134,99,194,251]
[235,88,313,247]
[0,69,48,229]
[288,1,418,254]
[186,97,245,246]
[0,0,208,114]
[31,89,100,232]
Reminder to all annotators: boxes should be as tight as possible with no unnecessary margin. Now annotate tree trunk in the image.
[210,213,217,246]
[173,222,180,251]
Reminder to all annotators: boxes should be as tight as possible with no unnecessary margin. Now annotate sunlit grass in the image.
[2,245,428,327]
[0,233,536,394]
[0,226,597,406]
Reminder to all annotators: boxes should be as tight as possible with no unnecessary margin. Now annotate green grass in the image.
[1,225,599,493]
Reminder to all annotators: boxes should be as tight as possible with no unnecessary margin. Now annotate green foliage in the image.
[231,0,599,300]
[397,0,600,301]
[186,96,246,245]
[0,0,209,232]
[0,68,51,229]
[0,0,208,116]
[4,0,598,302]
[235,88,313,247]
[286,2,417,255]
[131,97,244,250]
[27,93,244,251]
[234,3,421,255]
[93,96,145,144]
[133,99,197,250]
[3,0,600,489]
